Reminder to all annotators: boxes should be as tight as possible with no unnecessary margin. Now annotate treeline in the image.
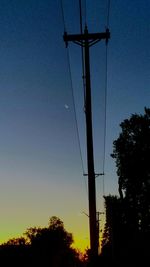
[100,108,150,267]
[0,216,84,267]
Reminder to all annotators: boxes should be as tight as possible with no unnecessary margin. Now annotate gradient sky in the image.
[0,0,149,252]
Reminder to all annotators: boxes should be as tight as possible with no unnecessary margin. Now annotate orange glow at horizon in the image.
[72,236,89,253]
[0,228,90,253]
[0,213,105,254]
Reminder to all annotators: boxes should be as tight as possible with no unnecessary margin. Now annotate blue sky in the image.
[0,0,149,251]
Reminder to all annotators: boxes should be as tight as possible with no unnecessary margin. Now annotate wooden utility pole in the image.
[64,26,110,261]
[96,211,104,252]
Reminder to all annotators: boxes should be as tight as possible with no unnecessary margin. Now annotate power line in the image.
[60,0,66,31]
[79,0,87,29]
[102,45,108,197]
[106,0,111,28]
[60,0,88,194]
[79,0,83,33]
[102,0,111,197]
[79,0,86,105]
[66,47,87,193]
[60,0,111,200]
[84,0,87,26]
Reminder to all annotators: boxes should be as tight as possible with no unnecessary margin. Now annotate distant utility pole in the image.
[64,26,110,261]
[96,211,104,252]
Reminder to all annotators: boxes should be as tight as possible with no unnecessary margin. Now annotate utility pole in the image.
[96,211,104,253]
[64,26,110,262]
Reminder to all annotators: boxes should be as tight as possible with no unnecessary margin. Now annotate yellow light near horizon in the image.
[0,231,89,253]
[72,235,89,253]
[0,230,23,245]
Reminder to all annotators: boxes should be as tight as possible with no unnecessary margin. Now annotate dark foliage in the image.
[101,108,150,266]
[111,107,150,233]
[0,216,83,267]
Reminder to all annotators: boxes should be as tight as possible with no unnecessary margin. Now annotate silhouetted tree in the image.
[101,196,132,266]
[0,216,83,267]
[101,108,150,266]
[0,237,29,267]
[104,107,150,266]
[111,108,150,234]
[24,216,79,267]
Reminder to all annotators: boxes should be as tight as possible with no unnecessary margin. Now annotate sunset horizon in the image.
[0,1,149,266]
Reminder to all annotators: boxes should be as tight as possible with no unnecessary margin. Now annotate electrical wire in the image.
[60,0,111,199]
[102,46,108,197]
[84,0,87,26]
[79,0,83,33]
[106,0,111,28]
[60,0,66,31]
[78,0,89,193]
[66,48,87,193]
[79,0,86,106]
[102,0,111,197]
[60,0,87,194]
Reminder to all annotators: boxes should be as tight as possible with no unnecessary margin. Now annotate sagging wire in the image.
[84,0,87,26]
[102,0,111,197]
[79,0,86,109]
[66,48,87,193]
[60,0,88,194]
[60,0,66,31]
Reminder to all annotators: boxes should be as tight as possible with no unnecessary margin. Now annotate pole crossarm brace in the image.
[83,173,104,177]
[64,27,110,47]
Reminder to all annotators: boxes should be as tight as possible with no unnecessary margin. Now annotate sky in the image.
[0,0,149,252]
